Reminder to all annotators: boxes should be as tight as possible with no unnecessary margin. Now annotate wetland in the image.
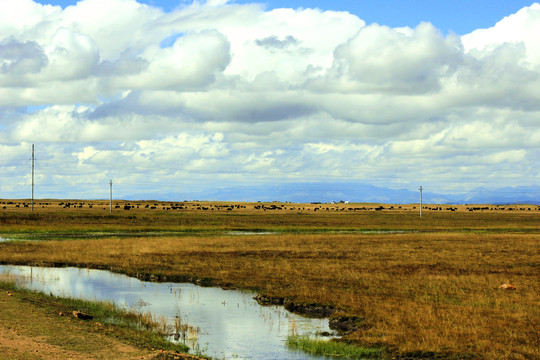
[0,264,335,359]
[0,200,539,359]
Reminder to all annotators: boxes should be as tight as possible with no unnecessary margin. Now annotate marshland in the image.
[0,199,538,359]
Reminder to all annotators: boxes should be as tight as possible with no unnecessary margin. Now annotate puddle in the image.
[1,230,409,242]
[0,231,279,241]
[0,265,336,359]
[226,231,280,235]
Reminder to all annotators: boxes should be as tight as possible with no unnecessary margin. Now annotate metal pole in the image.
[109,180,113,214]
[31,144,34,212]
[419,186,423,218]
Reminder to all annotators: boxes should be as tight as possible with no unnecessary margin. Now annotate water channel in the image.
[0,265,336,359]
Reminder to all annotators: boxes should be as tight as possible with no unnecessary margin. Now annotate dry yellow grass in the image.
[1,200,539,359]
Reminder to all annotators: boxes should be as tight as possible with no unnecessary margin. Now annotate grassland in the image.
[0,199,539,359]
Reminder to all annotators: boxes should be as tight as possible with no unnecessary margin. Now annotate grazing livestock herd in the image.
[1,200,539,213]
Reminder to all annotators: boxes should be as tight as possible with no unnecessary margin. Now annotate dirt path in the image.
[0,289,166,360]
[0,325,152,360]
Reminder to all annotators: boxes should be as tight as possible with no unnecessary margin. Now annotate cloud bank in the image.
[1,0,539,200]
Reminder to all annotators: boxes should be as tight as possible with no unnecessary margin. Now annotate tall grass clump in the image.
[287,336,383,359]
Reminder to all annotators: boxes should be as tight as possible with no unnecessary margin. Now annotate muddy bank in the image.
[253,294,367,334]
[153,351,207,360]
[2,264,335,360]
[0,282,188,360]
[2,261,216,288]
[7,260,363,335]
[253,293,335,317]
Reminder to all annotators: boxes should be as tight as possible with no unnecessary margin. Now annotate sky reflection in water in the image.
[0,265,334,359]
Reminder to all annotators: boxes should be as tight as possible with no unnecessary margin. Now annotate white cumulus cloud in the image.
[0,0,539,199]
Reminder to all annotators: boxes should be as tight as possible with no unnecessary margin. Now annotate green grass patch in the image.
[287,336,383,359]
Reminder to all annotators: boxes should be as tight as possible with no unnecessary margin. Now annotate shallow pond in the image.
[0,265,335,359]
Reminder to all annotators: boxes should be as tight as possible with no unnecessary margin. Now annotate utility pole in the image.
[31,144,34,212]
[109,180,113,214]
[419,186,423,218]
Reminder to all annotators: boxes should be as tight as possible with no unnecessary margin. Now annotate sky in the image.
[1,0,540,202]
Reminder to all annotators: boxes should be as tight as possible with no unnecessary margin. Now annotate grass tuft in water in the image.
[287,336,383,359]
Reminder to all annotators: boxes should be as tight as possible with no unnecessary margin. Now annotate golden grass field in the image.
[1,199,539,359]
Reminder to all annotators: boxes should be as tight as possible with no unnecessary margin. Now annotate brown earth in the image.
[0,289,203,360]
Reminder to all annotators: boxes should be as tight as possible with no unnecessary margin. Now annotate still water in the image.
[0,265,334,359]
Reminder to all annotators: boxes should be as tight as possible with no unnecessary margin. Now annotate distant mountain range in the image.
[122,182,540,205]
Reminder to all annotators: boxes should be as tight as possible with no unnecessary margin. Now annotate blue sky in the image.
[1,0,540,202]
[240,0,536,34]
[35,0,536,34]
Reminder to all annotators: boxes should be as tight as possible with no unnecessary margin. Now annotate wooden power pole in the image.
[31,144,34,212]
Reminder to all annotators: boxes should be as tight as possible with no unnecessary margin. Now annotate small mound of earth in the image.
[329,316,369,334]
[284,299,336,318]
[253,294,336,318]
